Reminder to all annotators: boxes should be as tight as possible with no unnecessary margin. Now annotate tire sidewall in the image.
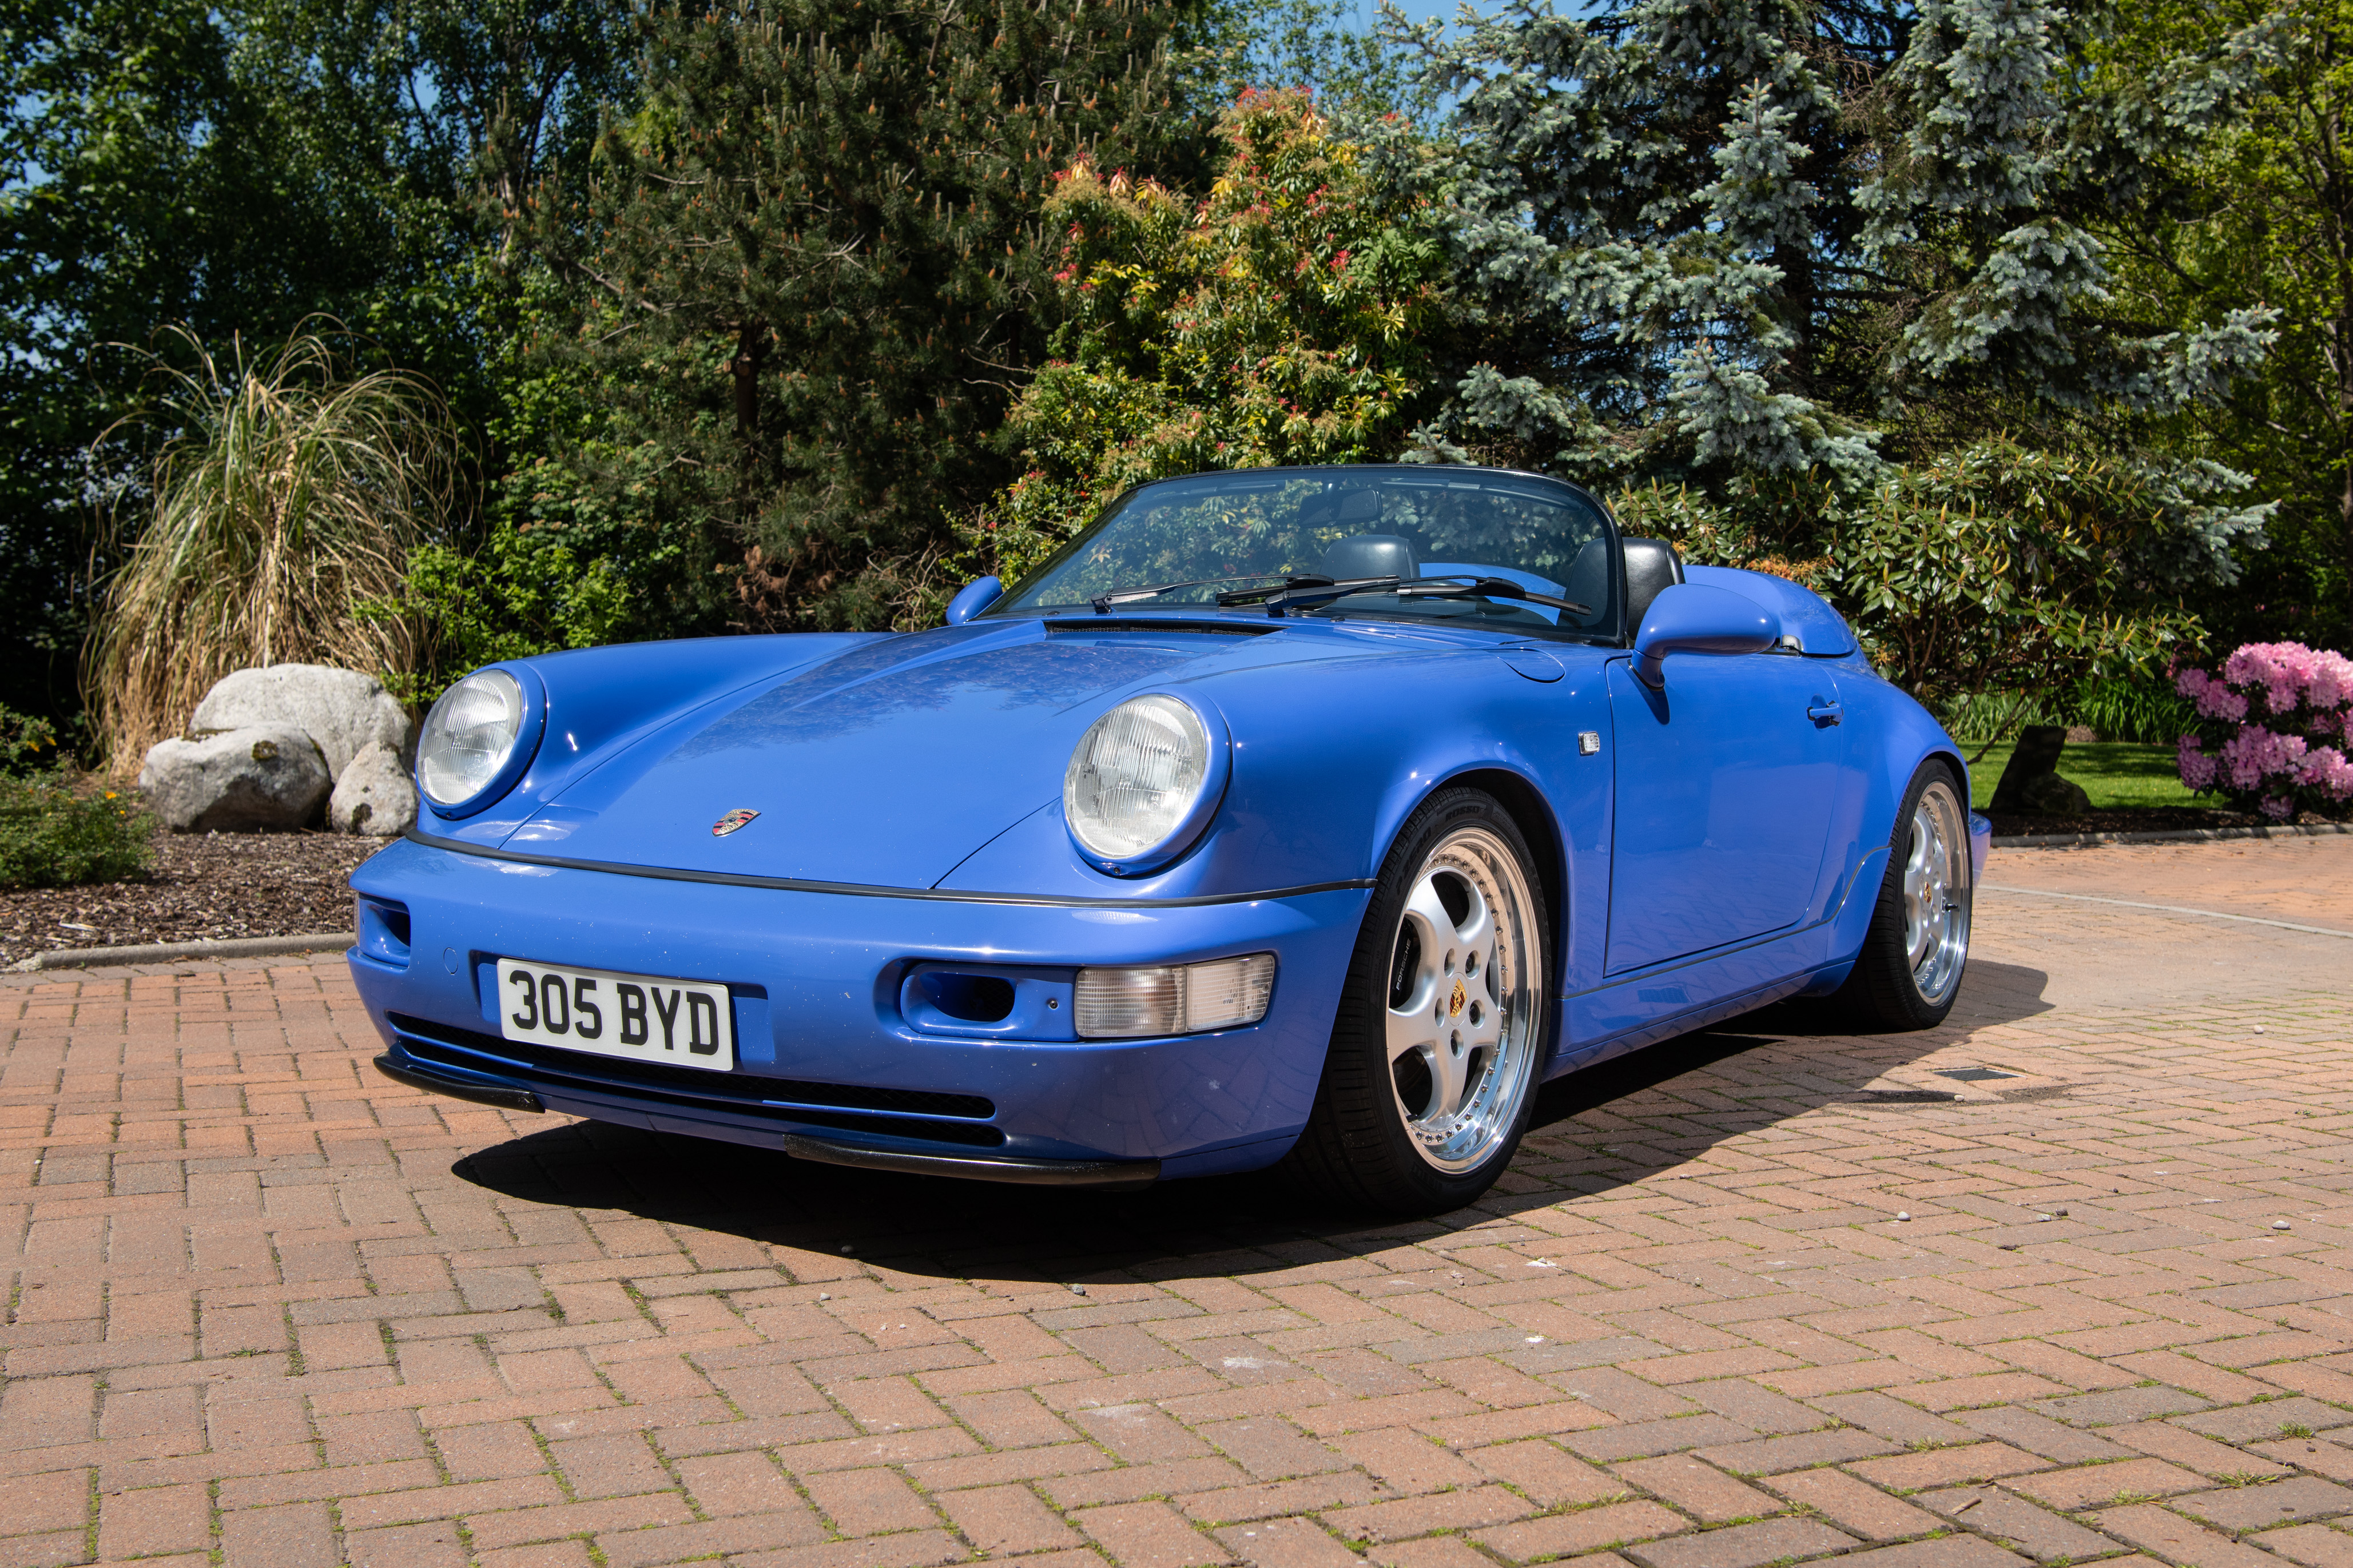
[1335,787,1553,1211]
[1871,759,1972,1028]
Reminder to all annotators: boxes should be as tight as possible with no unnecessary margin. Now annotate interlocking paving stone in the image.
[1921,1485,2124,1563]
[2177,1474,2353,1530]
[9,837,2353,1566]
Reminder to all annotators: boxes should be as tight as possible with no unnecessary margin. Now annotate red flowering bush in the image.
[2175,642,2353,821]
[958,89,1451,586]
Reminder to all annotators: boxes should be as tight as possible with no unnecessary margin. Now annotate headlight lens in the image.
[418,668,527,808]
[1064,694,1215,868]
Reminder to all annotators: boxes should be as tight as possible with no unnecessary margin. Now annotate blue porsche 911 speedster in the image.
[353,464,1989,1214]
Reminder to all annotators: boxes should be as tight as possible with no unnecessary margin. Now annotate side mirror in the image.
[944,576,1004,626]
[1632,583,1778,688]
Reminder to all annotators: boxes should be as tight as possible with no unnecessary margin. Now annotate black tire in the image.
[1283,787,1552,1215]
[1834,759,1973,1031]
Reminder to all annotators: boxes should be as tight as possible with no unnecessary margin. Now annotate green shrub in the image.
[0,702,153,889]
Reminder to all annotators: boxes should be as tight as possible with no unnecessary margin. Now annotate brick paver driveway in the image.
[6,836,2353,1568]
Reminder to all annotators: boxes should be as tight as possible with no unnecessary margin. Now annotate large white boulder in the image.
[192,663,410,779]
[327,741,418,837]
[138,725,332,832]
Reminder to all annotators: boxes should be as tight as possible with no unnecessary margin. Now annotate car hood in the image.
[500,620,1314,887]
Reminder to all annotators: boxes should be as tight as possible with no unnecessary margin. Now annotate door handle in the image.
[1807,698,1843,726]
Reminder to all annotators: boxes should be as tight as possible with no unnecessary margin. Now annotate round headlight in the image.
[1064,694,1225,873]
[418,668,528,810]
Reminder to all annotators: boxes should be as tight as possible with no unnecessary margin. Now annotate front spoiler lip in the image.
[777,1133,1160,1189]
[372,1045,1166,1190]
[374,1053,544,1113]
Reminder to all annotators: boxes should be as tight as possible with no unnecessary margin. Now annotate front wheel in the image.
[1834,761,1973,1030]
[1283,788,1551,1215]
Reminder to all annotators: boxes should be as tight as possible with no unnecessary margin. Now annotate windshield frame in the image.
[979,464,1628,646]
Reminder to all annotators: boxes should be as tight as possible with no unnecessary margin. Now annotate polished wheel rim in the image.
[1903,781,1970,1005]
[1385,825,1542,1174]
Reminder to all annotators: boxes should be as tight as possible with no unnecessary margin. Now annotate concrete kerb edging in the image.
[7,932,351,973]
[1990,821,2351,851]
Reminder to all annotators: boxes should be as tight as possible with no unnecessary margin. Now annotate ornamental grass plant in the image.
[89,324,460,769]
[2175,642,2353,820]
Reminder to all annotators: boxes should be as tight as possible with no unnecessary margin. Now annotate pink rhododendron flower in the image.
[2176,640,2353,819]
[2195,684,2248,721]
[2301,746,2353,799]
[2221,725,2306,790]
[2176,735,2216,791]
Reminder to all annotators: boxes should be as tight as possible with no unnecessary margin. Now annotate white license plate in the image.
[495,958,735,1071]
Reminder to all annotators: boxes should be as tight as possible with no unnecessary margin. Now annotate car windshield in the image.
[991,466,1620,640]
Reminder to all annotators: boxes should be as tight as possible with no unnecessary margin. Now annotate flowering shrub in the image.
[958,89,1451,586]
[0,701,154,890]
[2175,643,2353,821]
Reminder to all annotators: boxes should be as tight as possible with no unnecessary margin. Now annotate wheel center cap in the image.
[1449,978,1466,1018]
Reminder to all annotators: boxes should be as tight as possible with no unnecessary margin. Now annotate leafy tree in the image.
[0,0,634,731]
[1615,443,2211,710]
[1373,0,2281,703]
[967,89,1452,583]
[2100,0,2353,651]
[516,0,1207,635]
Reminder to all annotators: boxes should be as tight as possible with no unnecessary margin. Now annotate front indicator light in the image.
[1074,953,1276,1038]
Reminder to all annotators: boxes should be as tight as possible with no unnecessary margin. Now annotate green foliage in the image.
[965,89,1452,584]
[1,0,635,726]
[0,703,150,888]
[0,705,61,774]
[0,774,154,889]
[1185,0,1431,121]
[2100,0,2353,649]
[2070,675,2199,745]
[371,528,633,703]
[519,0,1206,636]
[1613,442,2208,710]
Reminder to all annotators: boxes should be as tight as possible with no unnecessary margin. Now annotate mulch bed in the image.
[1,830,386,966]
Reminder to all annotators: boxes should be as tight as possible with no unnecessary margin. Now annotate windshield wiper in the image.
[1090,573,1305,612]
[1216,574,1591,618]
[1397,577,1592,616]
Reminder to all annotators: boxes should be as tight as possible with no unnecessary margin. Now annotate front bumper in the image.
[349,838,1368,1182]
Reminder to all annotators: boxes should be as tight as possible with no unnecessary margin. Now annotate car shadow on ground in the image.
[449,960,2054,1282]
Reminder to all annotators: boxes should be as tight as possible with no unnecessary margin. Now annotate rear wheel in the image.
[1835,762,1972,1030]
[1284,788,1551,1215]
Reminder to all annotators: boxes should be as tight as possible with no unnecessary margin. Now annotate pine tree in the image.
[1391,0,2277,554]
[524,0,1205,632]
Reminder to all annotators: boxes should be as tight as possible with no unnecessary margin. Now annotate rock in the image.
[327,741,417,837]
[2017,770,2092,815]
[192,664,410,779]
[138,725,331,832]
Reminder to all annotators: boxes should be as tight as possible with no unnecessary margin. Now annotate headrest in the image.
[1621,537,1684,631]
[1319,534,1420,582]
[1300,489,1382,528]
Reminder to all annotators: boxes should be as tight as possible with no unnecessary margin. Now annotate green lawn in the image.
[1962,740,2197,811]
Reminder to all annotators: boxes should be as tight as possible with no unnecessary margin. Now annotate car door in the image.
[1604,652,1846,974]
